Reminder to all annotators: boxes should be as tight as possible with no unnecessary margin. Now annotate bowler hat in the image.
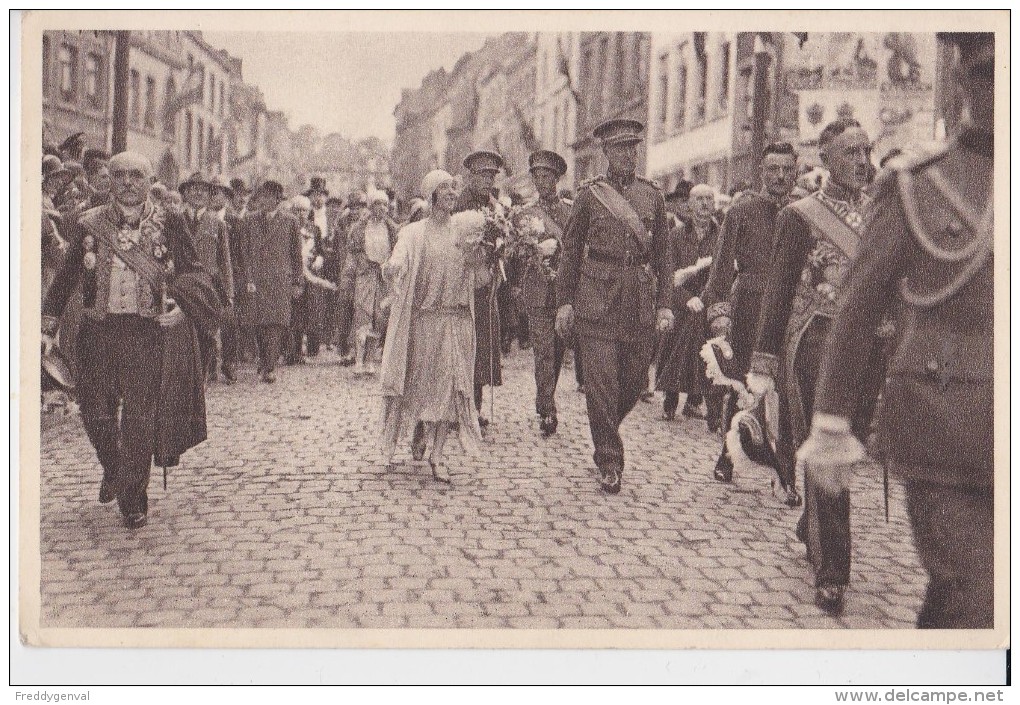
[229,177,251,195]
[179,171,210,194]
[528,150,567,178]
[463,150,504,174]
[42,155,73,188]
[304,176,329,197]
[255,180,285,202]
[594,118,645,146]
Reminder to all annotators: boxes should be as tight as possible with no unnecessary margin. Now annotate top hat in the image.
[666,179,694,203]
[463,150,504,174]
[304,176,329,197]
[179,171,210,193]
[255,180,285,202]
[528,150,568,178]
[228,177,251,196]
[593,118,645,146]
[42,155,73,188]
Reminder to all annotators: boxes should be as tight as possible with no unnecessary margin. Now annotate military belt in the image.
[585,249,649,267]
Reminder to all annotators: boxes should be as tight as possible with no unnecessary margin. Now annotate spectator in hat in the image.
[236,180,304,383]
[84,158,111,210]
[318,195,351,358]
[41,155,73,302]
[228,178,251,218]
[342,189,399,375]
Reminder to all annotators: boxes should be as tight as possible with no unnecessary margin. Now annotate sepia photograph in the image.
[15,9,1008,672]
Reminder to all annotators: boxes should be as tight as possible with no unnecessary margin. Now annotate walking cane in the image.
[488,260,498,424]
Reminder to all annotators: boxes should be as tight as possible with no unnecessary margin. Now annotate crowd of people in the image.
[38,32,993,631]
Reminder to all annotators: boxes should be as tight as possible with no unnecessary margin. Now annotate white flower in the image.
[530,217,546,235]
[498,195,512,209]
[83,252,97,270]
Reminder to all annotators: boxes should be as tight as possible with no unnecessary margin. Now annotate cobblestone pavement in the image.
[38,346,926,630]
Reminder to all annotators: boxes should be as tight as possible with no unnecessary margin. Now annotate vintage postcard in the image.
[17,9,1009,652]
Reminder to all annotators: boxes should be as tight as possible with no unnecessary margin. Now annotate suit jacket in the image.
[225,212,247,298]
[236,209,303,328]
[186,209,233,301]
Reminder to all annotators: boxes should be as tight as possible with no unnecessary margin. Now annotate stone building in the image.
[534,32,581,188]
[572,32,651,183]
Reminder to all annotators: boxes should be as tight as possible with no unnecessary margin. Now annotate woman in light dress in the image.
[378,170,490,483]
[343,190,400,374]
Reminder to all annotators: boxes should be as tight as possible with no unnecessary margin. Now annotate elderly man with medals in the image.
[42,151,218,529]
[518,149,572,437]
[747,118,890,615]
[800,33,995,629]
[555,119,674,494]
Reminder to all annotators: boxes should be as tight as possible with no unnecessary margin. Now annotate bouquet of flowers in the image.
[508,211,558,281]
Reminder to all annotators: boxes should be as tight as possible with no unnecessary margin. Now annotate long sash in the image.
[588,180,651,253]
[84,210,168,294]
[788,196,860,261]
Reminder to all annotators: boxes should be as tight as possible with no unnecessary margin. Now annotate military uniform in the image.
[453,153,505,416]
[521,151,573,434]
[812,127,994,628]
[557,120,672,492]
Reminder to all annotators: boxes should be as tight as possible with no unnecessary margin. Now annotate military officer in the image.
[799,32,995,629]
[520,149,572,436]
[555,119,674,494]
[453,150,505,428]
[42,151,215,529]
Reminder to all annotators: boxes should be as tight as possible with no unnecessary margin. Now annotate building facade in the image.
[646,32,738,194]
[534,32,580,188]
[42,30,115,154]
[572,32,651,184]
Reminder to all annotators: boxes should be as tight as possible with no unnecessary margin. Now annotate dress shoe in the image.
[411,423,427,461]
[681,401,707,419]
[598,467,621,495]
[478,416,490,429]
[123,512,147,529]
[815,583,845,616]
[221,365,237,383]
[713,455,733,483]
[539,414,558,437]
[261,371,276,384]
[784,487,803,508]
[98,478,115,504]
[430,459,451,484]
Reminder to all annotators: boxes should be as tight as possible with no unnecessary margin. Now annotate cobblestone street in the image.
[38,347,926,630]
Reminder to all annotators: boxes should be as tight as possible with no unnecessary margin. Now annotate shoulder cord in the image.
[897,165,991,263]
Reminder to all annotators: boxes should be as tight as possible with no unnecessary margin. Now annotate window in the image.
[185,111,193,166]
[197,117,205,166]
[552,104,560,152]
[84,53,102,105]
[674,60,688,130]
[656,53,669,129]
[207,124,216,168]
[719,41,731,112]
[144,76,157,129]
[694,36,708,121]
[164,77,177,137]
[633,35,646,92]
[42,36,51,96]
[58,44,77,100]
[129,69,141,125]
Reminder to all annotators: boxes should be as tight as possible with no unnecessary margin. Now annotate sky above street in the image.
[204,31,493,145]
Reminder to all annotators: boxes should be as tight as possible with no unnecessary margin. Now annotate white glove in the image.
[656,307,675,332]
[797,415,867,495]
[311,255,324,272]
[745,372,775,399]
[536,238,558,257]
[686,296,705,313]
[157,305,187,328]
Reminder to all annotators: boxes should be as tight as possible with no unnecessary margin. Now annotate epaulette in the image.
[636,175,661,190]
